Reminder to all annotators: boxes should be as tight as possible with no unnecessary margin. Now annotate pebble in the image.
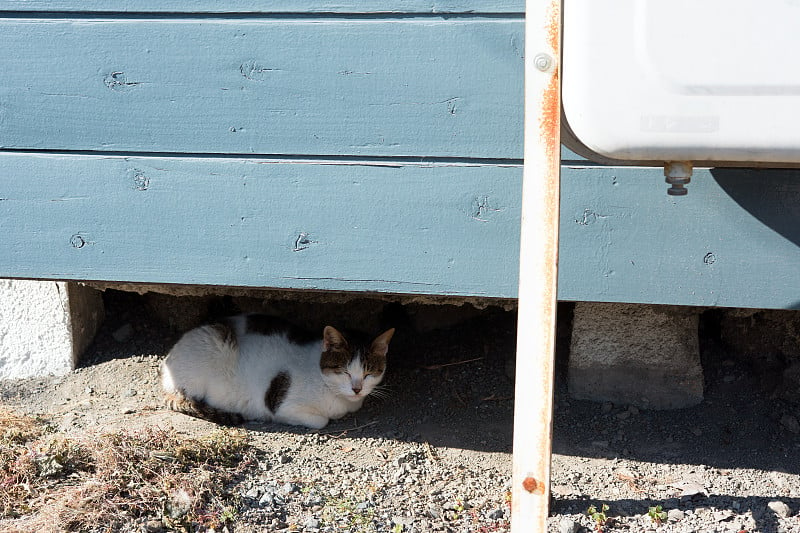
[144,520,164,533]
[487,508,505,520]
[282,482,299,494]
[667,509,685,522]
[392,516,414,529]
[558,517,580,533]
[767,500,792,518]
[258,492,274,507]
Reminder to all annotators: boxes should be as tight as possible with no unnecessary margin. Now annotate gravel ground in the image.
[1,292,800,532]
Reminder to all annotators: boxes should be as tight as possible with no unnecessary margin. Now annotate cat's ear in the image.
[370,328,395,358]
[323,326,347,351]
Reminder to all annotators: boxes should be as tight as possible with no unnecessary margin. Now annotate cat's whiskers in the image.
[367,384,393,401]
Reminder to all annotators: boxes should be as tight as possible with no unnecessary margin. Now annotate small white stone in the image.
[667,509,685,522]
[557,517,580,533]
[767,500,792,518]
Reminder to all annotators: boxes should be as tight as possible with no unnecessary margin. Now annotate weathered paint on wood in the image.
[558,164,800,310]
[3,154,800,307]
[0,153,523,297]
[0,18,523,159]
[0,1,523,13]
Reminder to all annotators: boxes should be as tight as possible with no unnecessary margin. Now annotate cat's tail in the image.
[164,390,244,426]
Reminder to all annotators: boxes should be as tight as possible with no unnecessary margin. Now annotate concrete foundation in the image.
[0,279,104,379]
[568,302,704,410]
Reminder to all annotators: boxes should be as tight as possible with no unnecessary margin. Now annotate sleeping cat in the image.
[161,314,394,429]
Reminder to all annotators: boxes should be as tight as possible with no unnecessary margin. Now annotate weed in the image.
[647,504,667,524]
[587,503,611,532]
[321,494,376,532]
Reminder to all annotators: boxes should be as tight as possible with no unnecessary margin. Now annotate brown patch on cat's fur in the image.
[319,327,395,374]
[265,372,291,413]
[164,390,244,426]
[320,326,351,372]
[363,328,394,375]
[246,314,315,345]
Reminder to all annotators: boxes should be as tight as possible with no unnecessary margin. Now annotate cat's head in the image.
[319,326,394,401]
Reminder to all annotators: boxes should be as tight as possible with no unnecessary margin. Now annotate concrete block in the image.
[568,302,703,409]
[0,279,104,379]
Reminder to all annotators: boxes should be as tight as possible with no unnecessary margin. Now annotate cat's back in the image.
[231,314,322,368]
[168,314,318,360]
[162,313,319,393]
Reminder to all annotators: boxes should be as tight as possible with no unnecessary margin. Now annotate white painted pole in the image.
[511,0,562,530]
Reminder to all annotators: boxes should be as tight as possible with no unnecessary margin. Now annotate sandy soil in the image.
[2,291,800,532]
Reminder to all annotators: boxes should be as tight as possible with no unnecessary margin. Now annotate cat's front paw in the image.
[281,413,329,430]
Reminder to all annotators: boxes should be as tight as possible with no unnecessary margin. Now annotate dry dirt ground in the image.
[2,291,800,532]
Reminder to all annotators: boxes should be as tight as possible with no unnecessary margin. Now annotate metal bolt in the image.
[664,161,693,196]
[534,53,552,72]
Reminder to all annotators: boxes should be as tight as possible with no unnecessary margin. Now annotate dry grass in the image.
[0,408,255,532]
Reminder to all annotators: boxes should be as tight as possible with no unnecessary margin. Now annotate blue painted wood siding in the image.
[0,18,523,158]
[0,154,522,297]
[1,4,799,309]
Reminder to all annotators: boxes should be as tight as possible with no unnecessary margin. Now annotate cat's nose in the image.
[352,386,362,394]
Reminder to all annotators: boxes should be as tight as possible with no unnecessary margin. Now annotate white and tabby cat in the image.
[161,314,394,429]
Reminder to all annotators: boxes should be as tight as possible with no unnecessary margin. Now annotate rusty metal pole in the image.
[511,0,561,530]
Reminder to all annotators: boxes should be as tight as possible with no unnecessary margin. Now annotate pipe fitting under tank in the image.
[664,161,693,196]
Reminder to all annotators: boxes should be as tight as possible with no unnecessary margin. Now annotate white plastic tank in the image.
[561,0,800,193]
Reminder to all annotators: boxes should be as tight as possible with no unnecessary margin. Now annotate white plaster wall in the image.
[0,279,75,379]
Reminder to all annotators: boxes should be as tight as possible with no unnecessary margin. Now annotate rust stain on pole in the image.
[522,476,545,495]
[537,0,562,317]
[540,1,562,176]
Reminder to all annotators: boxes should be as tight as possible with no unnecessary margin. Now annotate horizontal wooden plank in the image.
[3,153,800,307]
[0,18,523,158]
[558,165,800,310]
[0,153,523,297]
[0,1,524,13]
